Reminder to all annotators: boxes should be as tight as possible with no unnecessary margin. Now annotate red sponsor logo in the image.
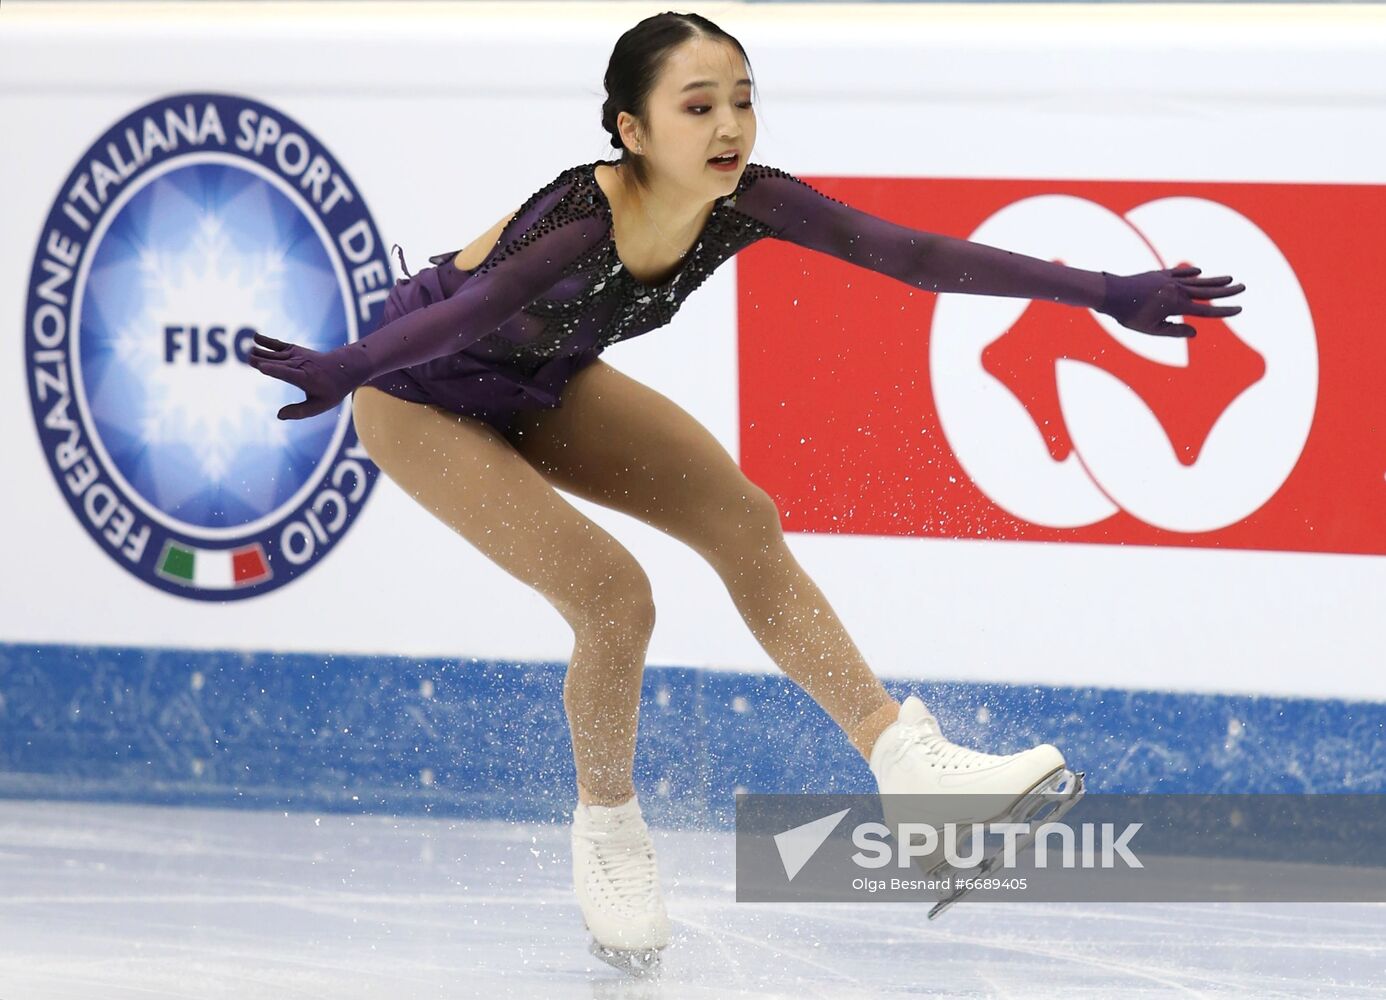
[737,174,1374,555]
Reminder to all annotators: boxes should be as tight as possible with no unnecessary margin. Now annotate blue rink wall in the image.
[1,641,1383,829]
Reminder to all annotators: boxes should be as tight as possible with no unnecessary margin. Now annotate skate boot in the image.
[869,695,1085,918]
[571,794,671,975]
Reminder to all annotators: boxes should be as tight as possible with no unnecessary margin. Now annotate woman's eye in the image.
[689,103,753,114]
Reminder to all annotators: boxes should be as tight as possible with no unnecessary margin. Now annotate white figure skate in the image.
[571,794,671,975]
[869,695,1085,919]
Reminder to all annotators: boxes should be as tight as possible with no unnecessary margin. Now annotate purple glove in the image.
[1099,266,1245,338]
[246,333,371,420]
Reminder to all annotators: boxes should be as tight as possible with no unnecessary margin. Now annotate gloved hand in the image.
[1100,266,1245,338]
[247,333,369,420]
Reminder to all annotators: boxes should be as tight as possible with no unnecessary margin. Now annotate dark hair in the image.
[600,12,758,192]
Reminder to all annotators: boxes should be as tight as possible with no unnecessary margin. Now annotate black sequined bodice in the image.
[360,157,891,419]
[421,161,801,378]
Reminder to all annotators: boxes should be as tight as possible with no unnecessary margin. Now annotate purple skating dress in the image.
[359,159,791,435]
[351,158,1114,435]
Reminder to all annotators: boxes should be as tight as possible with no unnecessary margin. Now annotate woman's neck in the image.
[613,162,716,249]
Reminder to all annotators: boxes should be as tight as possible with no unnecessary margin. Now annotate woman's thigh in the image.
[504,360,782,559]
[350,386,655,631]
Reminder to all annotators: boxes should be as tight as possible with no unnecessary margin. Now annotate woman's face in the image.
[624,37,757,197]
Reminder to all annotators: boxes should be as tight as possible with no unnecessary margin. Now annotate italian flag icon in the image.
[155,540,272,590]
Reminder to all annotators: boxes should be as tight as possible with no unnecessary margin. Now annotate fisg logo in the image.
[24,93,394,600]
[162,325,260,365]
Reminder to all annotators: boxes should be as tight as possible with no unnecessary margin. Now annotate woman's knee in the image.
[556,551,657,640]
[695,482,785,557]
[741,483,785,537]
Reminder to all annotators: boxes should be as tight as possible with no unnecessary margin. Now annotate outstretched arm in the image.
[729,165,1245,337]
[249,209,609,419]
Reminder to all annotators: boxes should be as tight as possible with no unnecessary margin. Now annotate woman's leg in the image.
[505,363,901,761]
[351,386,654,806]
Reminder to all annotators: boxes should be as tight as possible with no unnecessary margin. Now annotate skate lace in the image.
[900,725,1002,770]
[576,819,660,909]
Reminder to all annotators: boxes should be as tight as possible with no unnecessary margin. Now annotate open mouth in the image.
[708,152,739,167]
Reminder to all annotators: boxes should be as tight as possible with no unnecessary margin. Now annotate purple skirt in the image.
[357,245,596,438]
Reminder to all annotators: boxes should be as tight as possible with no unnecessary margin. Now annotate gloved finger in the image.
[1170,266,1201,277]
[254,333,292,350]
[1184,302,1243,317]
[1184,283,1244,300]
[279,399,329,420]
[1179,275,1235,287]
[1143,319,1188,337]
[251,346,292,361]
[251,359,305,386]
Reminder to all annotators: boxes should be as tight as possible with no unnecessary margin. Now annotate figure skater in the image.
[248,11,1245,974]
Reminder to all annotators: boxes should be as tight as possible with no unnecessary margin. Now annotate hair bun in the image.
[600,100,622,150]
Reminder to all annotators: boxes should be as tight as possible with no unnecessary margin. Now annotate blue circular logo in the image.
[24,93,389,600]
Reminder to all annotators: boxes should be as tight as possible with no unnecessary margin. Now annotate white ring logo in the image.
[930,195,1316,533]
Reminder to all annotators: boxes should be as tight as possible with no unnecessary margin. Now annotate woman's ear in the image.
[617,111,642,155]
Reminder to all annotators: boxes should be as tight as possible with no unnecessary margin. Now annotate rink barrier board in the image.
[1,641,1382,830]
[6,5,1386,709]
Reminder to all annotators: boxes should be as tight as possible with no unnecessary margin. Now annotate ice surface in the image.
[0,799,1382,999]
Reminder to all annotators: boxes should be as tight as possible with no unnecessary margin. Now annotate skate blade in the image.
[925,767,1086,921]
[588,937,664,976]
